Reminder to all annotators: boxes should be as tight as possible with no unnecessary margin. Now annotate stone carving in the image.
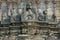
[15,4,21,22]
[31,5,38,20]
[38,0,46,21]
[10,4,21,22]
[22,3,36,21]
[1,0,11,24]
[24,10,33,20]
[47,0,55,21]
[1,0,7,19]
